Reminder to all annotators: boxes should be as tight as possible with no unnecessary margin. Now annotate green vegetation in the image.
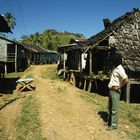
[41,65,60,80]
[4,12,16,29]
[19,29,85,51]
[15,95,42,140]
[4,72,23,78]
[120,103,140,139]
[79,91,107,111]
[80,91,140,140]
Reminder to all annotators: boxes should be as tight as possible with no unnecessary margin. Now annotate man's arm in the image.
[120,78,129,89]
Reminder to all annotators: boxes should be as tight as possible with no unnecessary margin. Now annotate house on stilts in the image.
[0,38,58,74]
[0,36,30,73]
[58,8,140,103]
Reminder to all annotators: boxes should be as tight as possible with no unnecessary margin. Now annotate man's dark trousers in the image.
[108,90,120,128]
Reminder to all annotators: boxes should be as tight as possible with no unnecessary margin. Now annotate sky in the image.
[1,0,140,40]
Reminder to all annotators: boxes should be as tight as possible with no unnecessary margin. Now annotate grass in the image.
[120,102,140,139]
[79,90,140,140]
[41,65,60,80]
[58,34,76,45]
[4,72,23,78]
[15,95,42,140]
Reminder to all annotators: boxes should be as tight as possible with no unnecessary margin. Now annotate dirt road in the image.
[0,65,130,140]
[33,65,128,140]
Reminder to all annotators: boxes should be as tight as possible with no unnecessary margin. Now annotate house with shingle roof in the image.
[57,9,140,103]
[83,8,140,103]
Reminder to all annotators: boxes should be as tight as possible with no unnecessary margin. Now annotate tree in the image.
[19,29,85,51]
[4,12,16,30]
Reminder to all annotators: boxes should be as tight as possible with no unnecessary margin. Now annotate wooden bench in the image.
[16,78,35,92]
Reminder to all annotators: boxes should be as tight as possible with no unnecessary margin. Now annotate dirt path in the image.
[0,65,130,140]
[0,99,23,140]
[32,65,128,140]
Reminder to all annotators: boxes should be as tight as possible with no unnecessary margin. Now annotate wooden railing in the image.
[7,53,15,62]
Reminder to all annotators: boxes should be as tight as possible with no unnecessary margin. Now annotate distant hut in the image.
[57,38,86,85]
[20,43,58,65]
[83,8,140,103]
[46,50,58,64]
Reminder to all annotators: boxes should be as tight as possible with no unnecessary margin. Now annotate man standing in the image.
[106,53,128,131]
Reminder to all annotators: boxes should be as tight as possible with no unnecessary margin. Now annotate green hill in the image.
[19,29,85,51]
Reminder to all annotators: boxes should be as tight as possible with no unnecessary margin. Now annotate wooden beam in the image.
[84,79,87,91]
[15,44,17,72]
[89,51,92,75]
[126,82,131,103]
[63,52,66,80]
[96,46,110,50]
[4,63,7,74]
[88,80,92,92]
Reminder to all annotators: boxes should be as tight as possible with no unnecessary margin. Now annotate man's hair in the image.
[112,53,122,67]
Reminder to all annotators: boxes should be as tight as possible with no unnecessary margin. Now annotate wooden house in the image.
[82,8,140,103]
[57,38,86,85]
[58,9,140,103]
[21,43,58,65]
[0,14,12,77]
[0,36,30,74]
[46,50,58,64]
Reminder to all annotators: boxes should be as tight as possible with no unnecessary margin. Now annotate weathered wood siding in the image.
[0,38,12,62]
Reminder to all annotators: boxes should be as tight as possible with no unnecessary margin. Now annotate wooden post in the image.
[84,79,87,91]
[4,63,7,74]
[15,44,17,72]
[88,51,92,92]
[89,51,92,75]
[63,52,66,80]
[79,52,82,72]
[88,80,92,92]
[126,82,131,103]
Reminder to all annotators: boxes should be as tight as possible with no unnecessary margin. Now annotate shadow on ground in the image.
[98,111,108,123]
[0,77,20,94]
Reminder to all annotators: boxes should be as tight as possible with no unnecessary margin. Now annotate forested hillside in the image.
[19,29,85,51]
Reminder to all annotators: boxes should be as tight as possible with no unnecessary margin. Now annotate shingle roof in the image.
[84,8,139,47]
[84,8,140,72]
[20,43,57,54]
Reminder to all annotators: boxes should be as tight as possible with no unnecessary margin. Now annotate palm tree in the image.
[4,12,16,30]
